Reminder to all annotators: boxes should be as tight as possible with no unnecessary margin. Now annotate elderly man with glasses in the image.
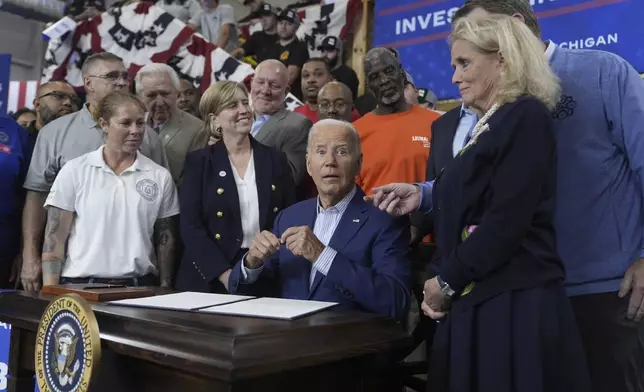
[19,52,168,292]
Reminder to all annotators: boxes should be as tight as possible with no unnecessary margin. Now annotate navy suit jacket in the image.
[176,137,296,292]
[228,188,412,321]
[433,97,563,306]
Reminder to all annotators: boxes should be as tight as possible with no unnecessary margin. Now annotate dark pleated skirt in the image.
[427,282,591,392]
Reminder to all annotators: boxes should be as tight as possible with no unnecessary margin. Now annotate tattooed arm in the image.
[154,215,178,287]
[41,207,75,286]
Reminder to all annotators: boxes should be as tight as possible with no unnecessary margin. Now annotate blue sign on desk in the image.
[374,0,644,100]
[0,290,38,392]
[0,54,10,116]
[0,321,9,391]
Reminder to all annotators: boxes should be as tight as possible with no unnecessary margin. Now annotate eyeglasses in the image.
[318,101,348,111]
[88,71,132,83]
[37,91,82,108]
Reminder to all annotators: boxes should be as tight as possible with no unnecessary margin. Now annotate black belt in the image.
[60,274,158,287]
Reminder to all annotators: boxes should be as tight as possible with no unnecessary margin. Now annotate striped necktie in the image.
[251,115,268,137]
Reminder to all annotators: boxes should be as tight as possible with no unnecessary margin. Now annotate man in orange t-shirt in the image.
[354,48,440,196]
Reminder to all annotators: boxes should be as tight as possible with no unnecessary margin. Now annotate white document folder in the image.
[107,292,254,311]
[198,297,338,320]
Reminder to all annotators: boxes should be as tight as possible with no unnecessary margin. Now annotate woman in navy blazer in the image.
[368,16,590,392]
[176,81,295,293]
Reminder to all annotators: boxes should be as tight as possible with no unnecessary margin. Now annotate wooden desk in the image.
[0,291,411,392]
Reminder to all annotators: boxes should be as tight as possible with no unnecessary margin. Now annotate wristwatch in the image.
[436,275,456,298]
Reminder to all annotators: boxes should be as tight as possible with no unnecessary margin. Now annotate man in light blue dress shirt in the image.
[227,119,412,320]
[452,105,477,157]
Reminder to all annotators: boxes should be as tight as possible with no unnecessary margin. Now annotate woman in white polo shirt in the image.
[41,91,180,287]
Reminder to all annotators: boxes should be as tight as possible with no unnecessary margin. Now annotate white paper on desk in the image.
[107,292,254,311]
[198,297,338,320]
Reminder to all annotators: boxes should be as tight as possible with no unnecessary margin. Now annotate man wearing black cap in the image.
[319,35,359,100]
[403,71,419,106]
[65,0,105,21]
[231,3,279,63]
[263,8,309,100]
[417,88,440,112]
[238,0,265,24]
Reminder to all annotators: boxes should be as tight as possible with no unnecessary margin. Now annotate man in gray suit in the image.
[136,64,207,183]
[250,59,312,186]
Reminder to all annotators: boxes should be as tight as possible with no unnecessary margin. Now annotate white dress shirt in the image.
[230,152,260,248]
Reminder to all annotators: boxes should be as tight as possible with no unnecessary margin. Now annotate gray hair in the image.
[307,118,361,156]
[364,47,400,73]
[135,63,181,93]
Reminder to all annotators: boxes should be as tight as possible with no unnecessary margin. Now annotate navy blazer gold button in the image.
[176,136,297,293]
[273,207,279,212]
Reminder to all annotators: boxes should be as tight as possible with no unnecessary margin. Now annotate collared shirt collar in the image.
[87,145,150,173]
[149,110,173,133]
[460,103,477,119]
[317,185,356,214]
[152,122,166,134]
[81,103,100,129]
[544,40,556,62]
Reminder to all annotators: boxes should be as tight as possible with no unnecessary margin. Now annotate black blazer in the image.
[433,97,564,306]
[176,137,296,293]
[425,106,461,181]
[410,106,461,238]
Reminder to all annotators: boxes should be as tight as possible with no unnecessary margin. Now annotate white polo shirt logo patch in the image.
[136,179,159,201]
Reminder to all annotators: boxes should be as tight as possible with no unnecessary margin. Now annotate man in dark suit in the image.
[228,119,412,320]
[250,59,313,187]
[135,64,207,184]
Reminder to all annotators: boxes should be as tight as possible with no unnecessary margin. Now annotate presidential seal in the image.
[35,294,101,392]
[136,179,159,201]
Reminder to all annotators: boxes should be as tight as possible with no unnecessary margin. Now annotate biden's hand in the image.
[281,226,325,263]
[246,231,281,269]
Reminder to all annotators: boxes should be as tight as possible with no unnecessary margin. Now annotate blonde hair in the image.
[97,91,146,124]
[450,14,560,110]
[199,81,249,141]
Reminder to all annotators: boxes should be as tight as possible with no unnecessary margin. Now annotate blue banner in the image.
[374,0,644,100]
[0,319,10,391]
[0,54,10,116]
